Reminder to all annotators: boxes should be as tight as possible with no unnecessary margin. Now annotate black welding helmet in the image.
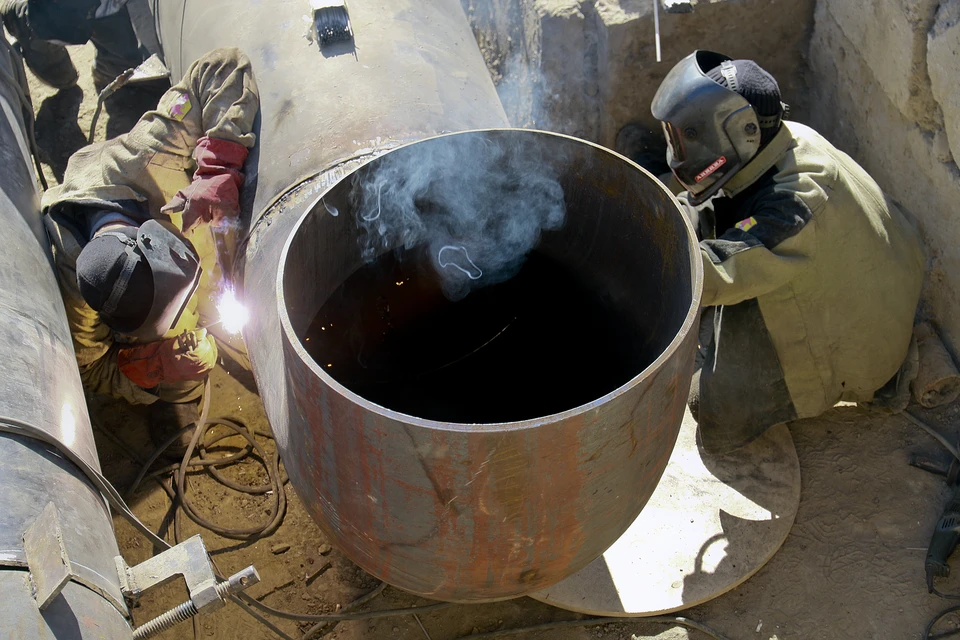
[651,51,763,205]
[77,219,201,341]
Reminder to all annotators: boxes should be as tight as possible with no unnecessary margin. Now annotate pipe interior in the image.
[283,130,694,424]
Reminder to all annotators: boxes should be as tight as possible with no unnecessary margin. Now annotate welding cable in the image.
[299,582,388,640]
[904,411,960,463]
[455,615,735,640]
[173,416,287,540]
[125,378,289,542]
[926,604,960,640]
[0,414,291,638]
[89,410,737,640]
[903,410,960,638]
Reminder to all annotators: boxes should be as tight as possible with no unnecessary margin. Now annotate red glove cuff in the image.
[194,136,249,189]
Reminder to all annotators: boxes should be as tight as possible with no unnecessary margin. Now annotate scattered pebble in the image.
[271,543,291,554]
[306,560,333,585]
[392,627,400,633]
[318,543,333,555]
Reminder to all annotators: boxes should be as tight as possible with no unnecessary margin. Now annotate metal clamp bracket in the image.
[116,535,259,639]
[23,503,76,610]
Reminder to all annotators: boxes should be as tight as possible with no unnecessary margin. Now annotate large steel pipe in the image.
[274,130,701,600]
[154,1,702,600]
[0,39,131,637]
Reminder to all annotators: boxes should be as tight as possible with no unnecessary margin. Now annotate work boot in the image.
[0,0,79,90]
[90,7,145,93]
[148,399,200,460]
[862,333,920,414]
[689,370,777,454]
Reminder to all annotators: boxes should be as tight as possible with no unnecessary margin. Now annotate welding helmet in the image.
[651,51,765,205]
[77,219,201,341]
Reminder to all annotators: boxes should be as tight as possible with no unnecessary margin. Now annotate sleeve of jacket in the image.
[698,182,819,308]
[170,47,260,148]
[136,47,259,165]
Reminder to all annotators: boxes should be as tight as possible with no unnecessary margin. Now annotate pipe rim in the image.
[275,128,704,433]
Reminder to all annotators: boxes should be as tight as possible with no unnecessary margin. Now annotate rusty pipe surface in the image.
[154,1,702,601]
[246,130,701,601]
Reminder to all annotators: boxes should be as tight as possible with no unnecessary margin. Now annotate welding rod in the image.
[654,0,662,62]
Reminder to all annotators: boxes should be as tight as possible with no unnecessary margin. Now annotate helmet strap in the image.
[719,60,739,93]
[98,232,142,318]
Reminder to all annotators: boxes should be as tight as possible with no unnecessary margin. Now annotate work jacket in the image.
[41,48,258,404]
[686,121,926,420]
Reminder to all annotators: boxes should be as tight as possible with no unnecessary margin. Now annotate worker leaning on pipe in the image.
[0,0,144,91]
[41,48,259,440]
[650,51,926,453]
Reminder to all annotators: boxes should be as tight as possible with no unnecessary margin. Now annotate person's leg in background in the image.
[0,0,78,89]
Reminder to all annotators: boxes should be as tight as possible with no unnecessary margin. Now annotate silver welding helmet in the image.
[651,51,762,205]
[95,219,201,341]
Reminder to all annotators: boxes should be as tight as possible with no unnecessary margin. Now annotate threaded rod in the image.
[132,600,199,639]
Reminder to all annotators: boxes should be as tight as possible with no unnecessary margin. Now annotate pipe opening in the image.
[283,130,696,425]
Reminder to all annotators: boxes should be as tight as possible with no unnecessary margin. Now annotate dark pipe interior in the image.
[283,131,694,424]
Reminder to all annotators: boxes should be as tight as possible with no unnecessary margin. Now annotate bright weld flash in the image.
[218,288,249,335]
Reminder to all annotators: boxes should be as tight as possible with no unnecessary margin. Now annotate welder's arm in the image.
[697,193,816,308]
[156,48,260,233]
[117,329,218,388]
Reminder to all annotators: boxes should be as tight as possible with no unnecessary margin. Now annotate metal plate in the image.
[23,503,72,611]
[531,407,801,615]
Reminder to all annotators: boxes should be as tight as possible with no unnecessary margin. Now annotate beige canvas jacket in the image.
[691,121,926,418]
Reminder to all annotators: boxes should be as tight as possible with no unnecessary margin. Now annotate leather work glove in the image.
[118,329,218,388]
[161,136,249,233]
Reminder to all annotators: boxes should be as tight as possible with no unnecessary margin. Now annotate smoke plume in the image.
[351,135,566,299]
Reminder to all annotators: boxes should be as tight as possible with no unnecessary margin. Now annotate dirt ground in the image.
[20,41,960,640]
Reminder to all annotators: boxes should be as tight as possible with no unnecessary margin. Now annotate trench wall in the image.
[807,0,960,354]
[461,0,960,355]
[459,0,817,147]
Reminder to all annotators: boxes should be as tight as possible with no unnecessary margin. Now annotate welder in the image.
[0,0,145,90]
[651,50,926,453]
[41,48,259,442]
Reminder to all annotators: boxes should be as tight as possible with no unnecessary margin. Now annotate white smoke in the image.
[351,135,566,299]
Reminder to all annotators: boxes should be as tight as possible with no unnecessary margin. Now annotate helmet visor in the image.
[652,51,760,204]
[126,220,202,341]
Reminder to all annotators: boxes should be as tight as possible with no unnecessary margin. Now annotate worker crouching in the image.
[651,51,926,453]
[41,48,259,444]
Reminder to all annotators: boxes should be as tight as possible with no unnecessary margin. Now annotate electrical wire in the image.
[905,410,960,640]
[905,411,960,463]
[926,604,960,640]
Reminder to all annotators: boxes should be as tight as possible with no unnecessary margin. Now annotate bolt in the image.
[131,567,259,639]
[132,600,199,639]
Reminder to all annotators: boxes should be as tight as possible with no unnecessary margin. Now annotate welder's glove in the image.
[161,136,248,233]
[118,328,218,388]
